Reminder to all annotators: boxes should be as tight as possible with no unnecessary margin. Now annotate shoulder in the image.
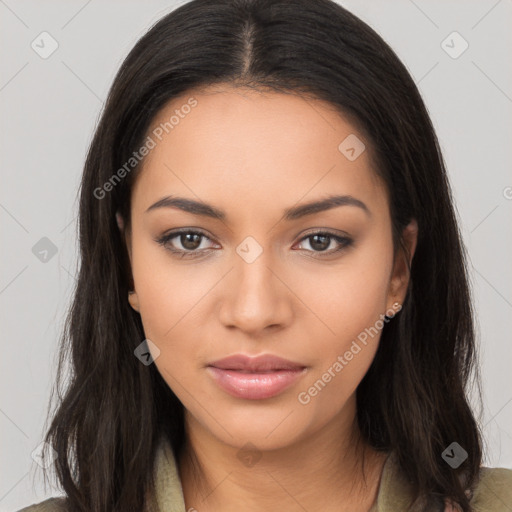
[468,465,512,511]
[16,496,68,512]
[375,452,512,512]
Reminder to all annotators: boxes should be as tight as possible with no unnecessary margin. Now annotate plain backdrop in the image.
[1,0,511,510]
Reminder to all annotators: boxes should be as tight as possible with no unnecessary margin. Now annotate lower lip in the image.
[206,366,307,400]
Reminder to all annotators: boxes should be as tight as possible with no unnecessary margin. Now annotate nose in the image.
[218,249,294,336]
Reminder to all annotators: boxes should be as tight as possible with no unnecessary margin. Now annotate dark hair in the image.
[40,0,485,510]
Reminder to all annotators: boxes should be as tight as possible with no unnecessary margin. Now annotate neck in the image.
[177,399,387,512]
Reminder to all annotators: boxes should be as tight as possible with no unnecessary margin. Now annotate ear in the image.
[116,211,133,260]
[387,218,418,310]
[116,211,138,312]
[116,211,124,231]
[128,291,140,313]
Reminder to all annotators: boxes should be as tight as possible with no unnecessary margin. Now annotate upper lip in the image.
[208,354,306,372]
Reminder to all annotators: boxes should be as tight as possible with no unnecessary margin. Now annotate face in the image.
[122,85,417,452]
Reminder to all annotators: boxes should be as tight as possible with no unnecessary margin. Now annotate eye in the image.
[294,231,353,256]
[155,229,217,259]
[155,229,353,259]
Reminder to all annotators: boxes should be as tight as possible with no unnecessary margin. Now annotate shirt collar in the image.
[153,436,187,511]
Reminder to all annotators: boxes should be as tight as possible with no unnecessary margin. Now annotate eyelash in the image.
[155,229,353,259]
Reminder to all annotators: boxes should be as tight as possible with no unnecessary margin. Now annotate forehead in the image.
[131,85,387,219]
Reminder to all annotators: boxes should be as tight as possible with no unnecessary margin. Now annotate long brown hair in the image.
[40,1,484,510]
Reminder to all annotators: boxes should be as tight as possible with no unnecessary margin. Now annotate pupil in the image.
[182,233,201,250]
[311,234,329,251]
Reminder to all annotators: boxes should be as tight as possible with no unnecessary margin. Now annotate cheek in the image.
[300,240,393,342]
[293,235,393,404]
[130,229,205,338]
[132,255,208,399]
[295,266,391,418]
[129,232,224,396]
[129,248,189,383]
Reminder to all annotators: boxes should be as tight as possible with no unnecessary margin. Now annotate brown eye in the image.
[295,231,353,256]
[308,234,331,251]
[155,229,217,258]
[179,232,203,250]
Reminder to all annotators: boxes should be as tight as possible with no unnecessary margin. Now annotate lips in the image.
[208,353,306,372]
[206,354,307,400]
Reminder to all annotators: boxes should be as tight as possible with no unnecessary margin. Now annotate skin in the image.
[121,85,418,512]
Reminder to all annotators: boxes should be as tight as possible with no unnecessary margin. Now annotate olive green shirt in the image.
[18,437,512,511]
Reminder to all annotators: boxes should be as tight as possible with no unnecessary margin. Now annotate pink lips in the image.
[206,354,307,400]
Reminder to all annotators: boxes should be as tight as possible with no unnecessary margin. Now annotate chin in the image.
[205,407,309,449]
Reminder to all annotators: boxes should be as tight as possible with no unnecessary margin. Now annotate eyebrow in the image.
[145,194,371,221]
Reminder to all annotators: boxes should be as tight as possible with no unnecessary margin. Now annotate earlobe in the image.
[128,291,140,313]
[116,211,124,232]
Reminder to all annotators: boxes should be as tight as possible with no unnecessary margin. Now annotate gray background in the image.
[1,0,511,509]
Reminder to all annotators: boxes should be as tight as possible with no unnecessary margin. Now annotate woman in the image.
[18,0,512,511]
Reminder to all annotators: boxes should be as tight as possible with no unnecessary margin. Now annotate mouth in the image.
[206,353,307,400]
[208,353,306,372]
